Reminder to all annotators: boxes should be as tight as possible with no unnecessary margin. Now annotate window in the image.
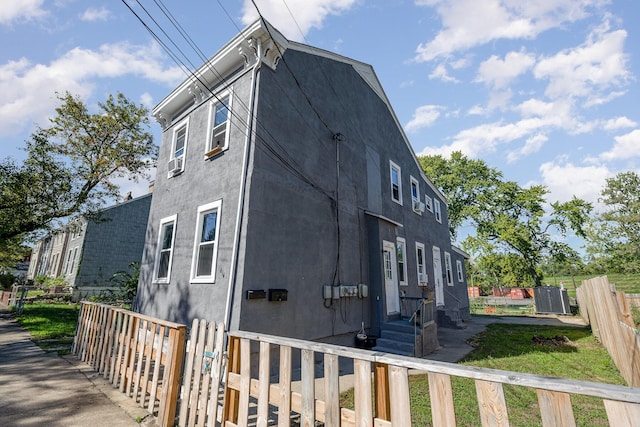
[434,199,442,223]
[69,247,78,274]
[410,176,422,213]
[424,195,433,212]
[205,94,231,157]
[416,242,427,286]
[154,215,177,283]
[444,251,453,286]
[389,160,402,205]
[191,200,222,283]
[64,250,73,274]
[397,238,407,286]
[456,259,464,282]
[169,118,189,176]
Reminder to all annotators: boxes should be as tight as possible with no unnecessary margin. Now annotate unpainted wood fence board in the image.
[536,389,575,427]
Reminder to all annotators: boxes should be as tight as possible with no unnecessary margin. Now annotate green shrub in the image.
[0,272,15,290]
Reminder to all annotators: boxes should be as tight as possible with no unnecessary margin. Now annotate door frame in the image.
[382,240,400,315]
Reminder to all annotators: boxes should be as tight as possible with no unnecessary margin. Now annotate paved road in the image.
[0,303,156,427]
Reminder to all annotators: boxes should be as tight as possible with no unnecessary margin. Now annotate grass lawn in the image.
[14,302,80,355]
[341,323,626,426]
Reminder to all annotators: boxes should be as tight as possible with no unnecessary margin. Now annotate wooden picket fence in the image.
[576,276,640,387]
[74,301,640,426]
[223,330,640,427]
[72,302,187,427]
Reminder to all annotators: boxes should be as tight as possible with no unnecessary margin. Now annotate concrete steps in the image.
[372,319,418,356]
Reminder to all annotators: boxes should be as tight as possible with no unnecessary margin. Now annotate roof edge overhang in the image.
[152,18,447,203]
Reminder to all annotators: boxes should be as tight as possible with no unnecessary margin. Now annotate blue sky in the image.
[2,1,639,236]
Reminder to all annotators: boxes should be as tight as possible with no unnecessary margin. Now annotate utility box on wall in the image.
[268,289,288,302]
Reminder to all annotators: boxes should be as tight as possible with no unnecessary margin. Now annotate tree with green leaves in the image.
[585,171,640,273]
[0,92,156,249]
[419,152,592,287]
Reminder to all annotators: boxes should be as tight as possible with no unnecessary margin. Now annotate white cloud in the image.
[534,21,629,102]
[80,7,111,22]
[140,92,154,108]
[405,105,443,132]
[600,129,640,161]
[414,0,597,62]
[241,0,358,41]
[507,133,547,163]
[429,63,458,82]
[475,49,536,89]
[602,116,637,131]
[0,42,183,136]
[539,160,611,205]
[0,0,46,24]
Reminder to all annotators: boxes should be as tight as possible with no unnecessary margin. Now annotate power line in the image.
[122,0,335,201]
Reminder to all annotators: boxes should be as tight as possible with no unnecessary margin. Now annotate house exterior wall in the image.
[137,21,470,342]
[136,67,254,325]
[72,194,152,298]
[234,49,458,340]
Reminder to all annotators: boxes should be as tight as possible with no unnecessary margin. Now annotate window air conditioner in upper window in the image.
[413,200,426,213]
[168,156,183,175]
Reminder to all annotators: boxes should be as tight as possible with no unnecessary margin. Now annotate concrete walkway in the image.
[0,303,156,427]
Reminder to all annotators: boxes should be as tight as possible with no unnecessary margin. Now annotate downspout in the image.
[223,40,262,331]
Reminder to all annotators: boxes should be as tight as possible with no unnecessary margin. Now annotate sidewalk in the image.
[0,303,156,427]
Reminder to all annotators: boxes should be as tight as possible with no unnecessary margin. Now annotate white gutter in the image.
[223,42,262,332]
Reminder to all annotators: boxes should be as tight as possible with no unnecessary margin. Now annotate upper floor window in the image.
[444,251,453,286]
[206,94,232,158]
[390,160,402,205]
[410,176,424,213]
[456,259,464,282]
[154,215,177,283]
[424,195,433,212]
[191,200,222,283]
[434,199,442,223]
[397,238,407,286]
[169,118,189,176]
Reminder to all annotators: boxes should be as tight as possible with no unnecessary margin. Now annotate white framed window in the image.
[424,195,433,212]
[169,117,189,176]
[154,215,177,283]
[389,160,402,205]
[69,247,78,275]
[410,176,423,213]
[64,250,73,274]
[434,199,442,223]
[191,200,222,283]
[416,242,427,286]
[456,259,464,282]
[444,251,453,286]
[205,93,232,158]
[397,238,407,286]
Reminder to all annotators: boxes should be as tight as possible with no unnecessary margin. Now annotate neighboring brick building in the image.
[27,193,152,300]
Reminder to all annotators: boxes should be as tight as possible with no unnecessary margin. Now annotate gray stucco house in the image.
[27,193,152,299]
[136,19,470,351]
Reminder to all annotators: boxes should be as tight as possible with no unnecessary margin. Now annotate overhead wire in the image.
[147,0,338,202]
[125,0,352,290]
[123,0,334,202]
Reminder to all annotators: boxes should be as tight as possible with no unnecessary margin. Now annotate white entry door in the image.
[433,246,444,307]
[383,240,400,315]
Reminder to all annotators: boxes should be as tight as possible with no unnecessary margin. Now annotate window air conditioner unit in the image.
[413,200,426,212]
[168,157,183,175]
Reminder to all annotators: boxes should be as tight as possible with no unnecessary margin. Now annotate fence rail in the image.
[576,276,640,387]
[72,302,186,427]
[74,296,640,426]
[223,329,640,427]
